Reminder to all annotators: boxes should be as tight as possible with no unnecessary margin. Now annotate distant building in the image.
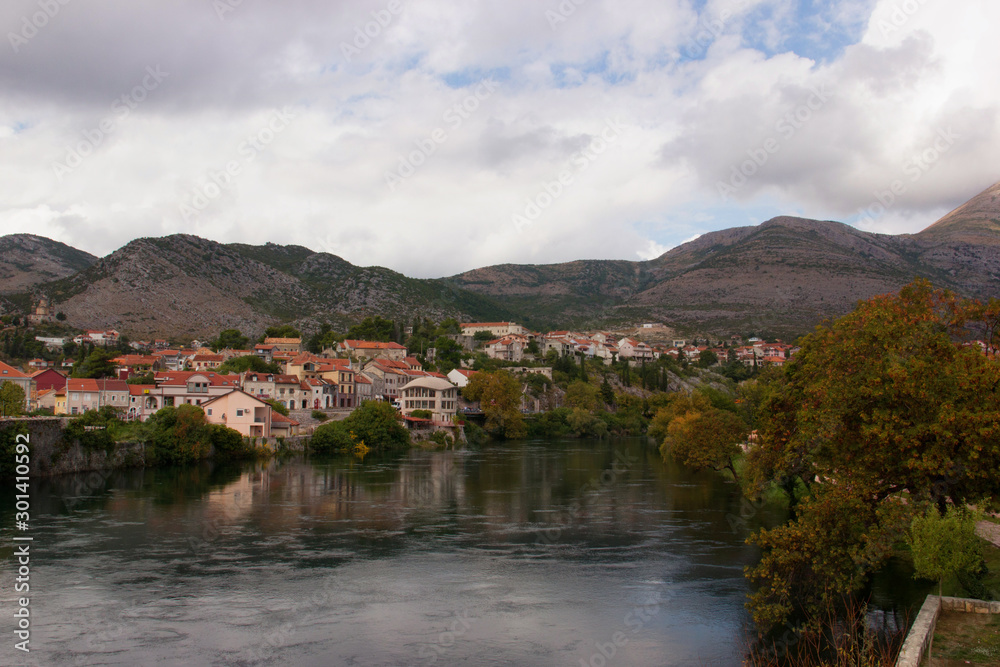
[399,376,459,423]
[27,297,55,325]
[460,322,526,337]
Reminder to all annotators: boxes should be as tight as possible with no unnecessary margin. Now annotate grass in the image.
[930,612,1000,664]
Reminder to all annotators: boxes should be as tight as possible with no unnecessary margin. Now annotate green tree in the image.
[212,328,250,351]
[264,398,289,416]
[697,349,718,368]
[745,280,1000,630]
[473,330,495,343]
[217,355,281,375]
[346,317,395,342]
[0,381,26,416]
[126,372,155,385]
[310,400,410,453]
[600,375,615,407]
[141,404,215,464]
[73,348,119,379]
[908,505,983,597]
[463,370,526,439]
[564,380,599,411]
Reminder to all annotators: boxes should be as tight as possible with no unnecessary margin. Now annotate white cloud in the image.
[0,0,997,277]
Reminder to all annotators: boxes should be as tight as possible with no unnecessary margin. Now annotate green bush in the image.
[64,407,119,455]
[211,424,253,461]
[311,400,410,454]
[311,410,329,422]
[0,422,30,478]
[410,409,433,419]
[141,404,214,465]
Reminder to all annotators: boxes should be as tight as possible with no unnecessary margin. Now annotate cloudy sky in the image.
[1,0,998,278]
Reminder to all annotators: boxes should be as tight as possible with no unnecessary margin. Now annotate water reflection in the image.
[1,439,826,666]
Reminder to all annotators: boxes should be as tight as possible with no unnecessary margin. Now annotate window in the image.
[207,408,213,416]
[236,409,244,417]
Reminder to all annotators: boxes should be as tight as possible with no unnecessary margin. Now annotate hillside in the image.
[34,235,514,338]
[3,180,997,339]
[0,234,97,294]
[449,182,1000,334]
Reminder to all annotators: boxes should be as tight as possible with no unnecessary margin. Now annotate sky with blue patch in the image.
[1,0,998,276]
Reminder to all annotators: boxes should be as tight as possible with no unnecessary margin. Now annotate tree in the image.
[0,381,26,416]
[600,375,615,407]
[73,348,119,379]
[264,398,289,416]
[311,400,410,453]
[212,328,250,351]
[662,408,748,483]
[262,324,302,341]
[127,372,155,385]
[564,380,599,411]
[908,505,983,597]
[697,349,718,368]
[217,355,281,375]
[473,330,495,343]
[745,280,1000,630]
[345,317,395,342]
[56,312,67,322]
[463,370,526,439]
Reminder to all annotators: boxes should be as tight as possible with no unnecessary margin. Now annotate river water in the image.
[1,438,924,666]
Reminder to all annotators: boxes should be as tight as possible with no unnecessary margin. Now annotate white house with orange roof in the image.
[202,390,272,438]
[154,371,242,408]
[447,368,478,388]
[617,338,654,361]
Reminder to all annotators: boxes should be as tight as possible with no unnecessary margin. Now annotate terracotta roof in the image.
[0,361,30,379]
[270,412,299,425]
[128,384,157,396]
[341,340,407,350]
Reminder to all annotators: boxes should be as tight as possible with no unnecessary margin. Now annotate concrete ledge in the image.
[896,595,941,667]
[896,595,1000,666]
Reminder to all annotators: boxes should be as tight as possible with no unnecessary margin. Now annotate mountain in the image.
[449,181,1000,335]
[33,235,514,338]
[0,234,98,294]
[4,180,998,339]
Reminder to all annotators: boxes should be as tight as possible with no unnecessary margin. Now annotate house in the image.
[354,374,374,402]
[190,354,224,372]
[0,361,35,413]
[336,340,408,362]
[460,322,526,337]
[264,337,302,355]
[617,338,654,361]
[399,376,459,423]
[53,388,67,415]
[112,354,160,380]
[202,389,272,438]
[154,371,242,409]
[35,336,66,350]
[358,360,411,401]
[254,344,276,363]
[447,368,478,388]
[30,368,67,393]
[316,360,356,408]
[242,372,303,408]
[403,356,423,371]
[270,411,301,437]
[484,335,528,362]
[300,378,335,410]
[65,378,129,415]
[35,388,58,412]
[126,385,160,422]
[152,349,185,371]
[28,358,50,369]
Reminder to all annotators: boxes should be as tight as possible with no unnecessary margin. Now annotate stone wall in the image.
[2,417,145,478]
[896,595,1000,666]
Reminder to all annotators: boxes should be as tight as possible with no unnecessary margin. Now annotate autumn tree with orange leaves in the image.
[744,279,1000,630]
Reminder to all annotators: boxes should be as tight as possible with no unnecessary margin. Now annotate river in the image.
[0,438,925,666]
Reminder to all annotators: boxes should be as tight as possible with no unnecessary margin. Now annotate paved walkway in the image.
[976,519,1000,548]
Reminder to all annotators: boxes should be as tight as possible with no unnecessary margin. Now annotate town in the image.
[0,304,801,441]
